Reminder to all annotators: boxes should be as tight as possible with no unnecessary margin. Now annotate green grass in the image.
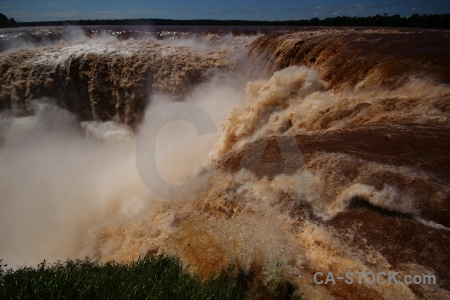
[0,256,243,300]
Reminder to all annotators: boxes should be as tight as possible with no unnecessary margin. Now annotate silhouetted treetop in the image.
[0,12,16,28]
[5,13,450,29]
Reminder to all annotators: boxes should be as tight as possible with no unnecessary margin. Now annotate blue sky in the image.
[1,0,449,22]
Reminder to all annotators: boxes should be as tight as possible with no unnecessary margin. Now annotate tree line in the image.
[1,13,449,29]
[0,13,16,28]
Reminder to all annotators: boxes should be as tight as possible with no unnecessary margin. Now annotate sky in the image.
[1,0,449,22]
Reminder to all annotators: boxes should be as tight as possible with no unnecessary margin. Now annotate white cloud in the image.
[355,4,364,8]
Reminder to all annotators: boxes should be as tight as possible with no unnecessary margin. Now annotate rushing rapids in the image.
[0,26,449,299]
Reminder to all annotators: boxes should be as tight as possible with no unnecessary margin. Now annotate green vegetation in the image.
[1,13,449,29]
[0,256,243,300]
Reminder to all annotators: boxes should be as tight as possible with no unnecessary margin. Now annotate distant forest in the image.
[0,13,15,27]
[1,12,449,29]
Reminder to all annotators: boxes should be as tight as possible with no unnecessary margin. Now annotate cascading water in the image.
[0,26,449,299]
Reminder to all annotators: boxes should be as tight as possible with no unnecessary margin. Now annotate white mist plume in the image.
[0,27,91,53]
[0,68,242,267]
[0,100,143,266]
[143,73,241,185]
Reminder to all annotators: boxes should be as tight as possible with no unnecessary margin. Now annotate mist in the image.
[1,26,449,298]
[0,69,242,267]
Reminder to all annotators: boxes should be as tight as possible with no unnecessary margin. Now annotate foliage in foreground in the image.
[0,256,243,300]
